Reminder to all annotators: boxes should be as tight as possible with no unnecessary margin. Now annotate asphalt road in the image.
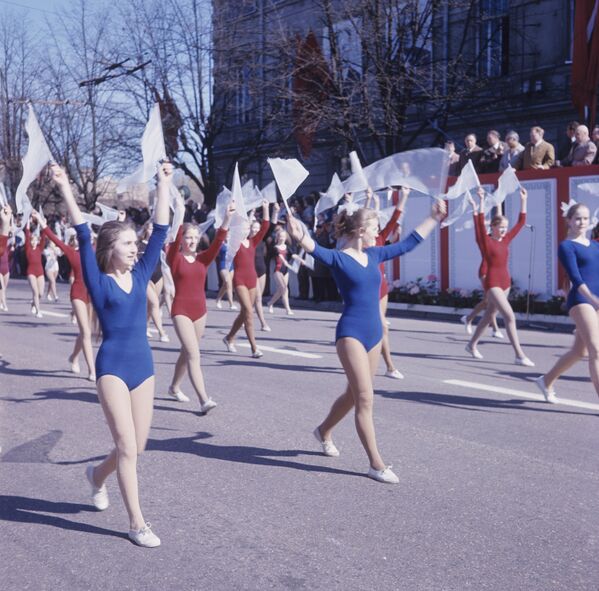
[1,279,598,591]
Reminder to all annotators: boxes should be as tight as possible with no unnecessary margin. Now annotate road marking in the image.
[38,310,70,318]
[236,343,322,359]
[444,379,599,412]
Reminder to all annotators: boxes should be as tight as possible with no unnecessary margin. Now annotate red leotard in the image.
[274,245,288,273]
[376,208,402,299]
[25,228,44,277]
[474,212,526,290]
[42,227,90,303]
[0,243,9,274]
[472,213,489,280]
[168,226,228,321]
[233,220,269,289]
[0,235,7,258]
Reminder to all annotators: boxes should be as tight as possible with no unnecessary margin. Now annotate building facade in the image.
[212,0,580,194]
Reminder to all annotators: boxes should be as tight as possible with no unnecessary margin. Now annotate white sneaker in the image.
[465,344,483,359]
[87,374,96,383]
[268,304,274,314]
[200,398,218,413]
[128,522,161,548]
[35,311,43,318]
[313,427,339,457]
[146,328,152,338]
[71,314,77,325]
[533,375,557,404]
[261,325,272,332]
[385,320,391,327]
[216,300,222,309]
[367,465,399,484]
[460,315,473,335]
[86,465,109,511]
[230,303,239,311]
[167,387,190,402]
[491,329,505,339]
[385,369,404,380]
[515,356,535,367]
[251,349,263,358]
[222,337,237,353]
[31,304,36,315]
[286,310,295,316]
[159,333,170,343]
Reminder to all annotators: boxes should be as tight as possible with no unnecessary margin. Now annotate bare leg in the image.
[254,274,269,329]
[570,304,599,396]
[543,331,587,391]
[267,271,286,308]
[94,375,155,530]
[146,283,166,338]
[171,315,209,404]
[28,274,40,313]
[71,299,95,377]
[320,338,385,470]
[379,296,397,372]
[280,274,292,313]
[0,272,7,308]
[226,286,258,353]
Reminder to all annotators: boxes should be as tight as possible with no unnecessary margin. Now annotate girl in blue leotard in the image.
[287,198,446,484]
[51,162,172,548]
[215,239,237,310]
[534,203,599,403]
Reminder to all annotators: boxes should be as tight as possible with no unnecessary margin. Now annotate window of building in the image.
[236,66,253,124]
[322,19,363,80]
[477,0,509,78]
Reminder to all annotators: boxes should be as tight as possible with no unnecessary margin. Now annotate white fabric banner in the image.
[267,158,309,214]
[315,173,345,222]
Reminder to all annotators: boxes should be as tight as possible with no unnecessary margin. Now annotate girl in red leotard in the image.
[32,211,96,381]
[466,187,534,365]
[24,221,45,318]
[223,200,270,357]
[367,186,409,380]
[267,227,295,315]
[166,203,234,410]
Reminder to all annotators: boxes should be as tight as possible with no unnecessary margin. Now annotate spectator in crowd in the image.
[302,194,316,228]
[558,120,580,162]
[480,130,507,173]
[445,140,460,176]
[522,126,555,170]
[458,134,483,172]
[561,125,597,167]
[593,126,599,164]
[499,130,524,171]
[193,202,209,224]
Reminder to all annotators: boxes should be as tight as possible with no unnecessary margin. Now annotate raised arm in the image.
[33,210,73,260]
[153,161,171,226]
[369,199,446,263]
[50,165,84,226]
[197,202,234,265]
[167,225,184,268]
[251,201,270,246]
[505,188,527,242]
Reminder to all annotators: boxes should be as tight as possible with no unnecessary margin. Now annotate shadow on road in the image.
[376,389,594,416]
[0,495,125,539]
[2,388,98,405]
[147,432,363,478]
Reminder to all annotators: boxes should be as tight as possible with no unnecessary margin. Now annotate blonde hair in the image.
[95,221,135,273]
[490,214,508,227]
[334,208,378,239]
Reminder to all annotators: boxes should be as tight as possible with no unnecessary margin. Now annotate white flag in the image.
[267,157,309,214]
[443,160,480,201]
[96,201,119,222]
[15,105,54,221]
[261,181,278,204]
[343,151,369,194]
[315,173,345,222]
[214,186,232,228]
[441,190,472,229]
[484,165,521,214]
[225,163,249,268]
[117,104,166,193]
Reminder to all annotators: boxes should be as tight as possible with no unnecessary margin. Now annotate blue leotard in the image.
[311,231,424,351]
[557,239,599,311]
[217,242,233,272]
[75,222,168,389]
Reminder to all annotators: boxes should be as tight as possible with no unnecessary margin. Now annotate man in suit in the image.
[561,125,597,167]
[557,120,580,162]
[480,130,507,173]
[458,133,483,172]
[593,126,599,164]
[522,126,555,170]
[445,140,460,176]
[499,130,524,171]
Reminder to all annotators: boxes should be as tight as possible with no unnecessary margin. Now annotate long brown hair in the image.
[95,221,135,273]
